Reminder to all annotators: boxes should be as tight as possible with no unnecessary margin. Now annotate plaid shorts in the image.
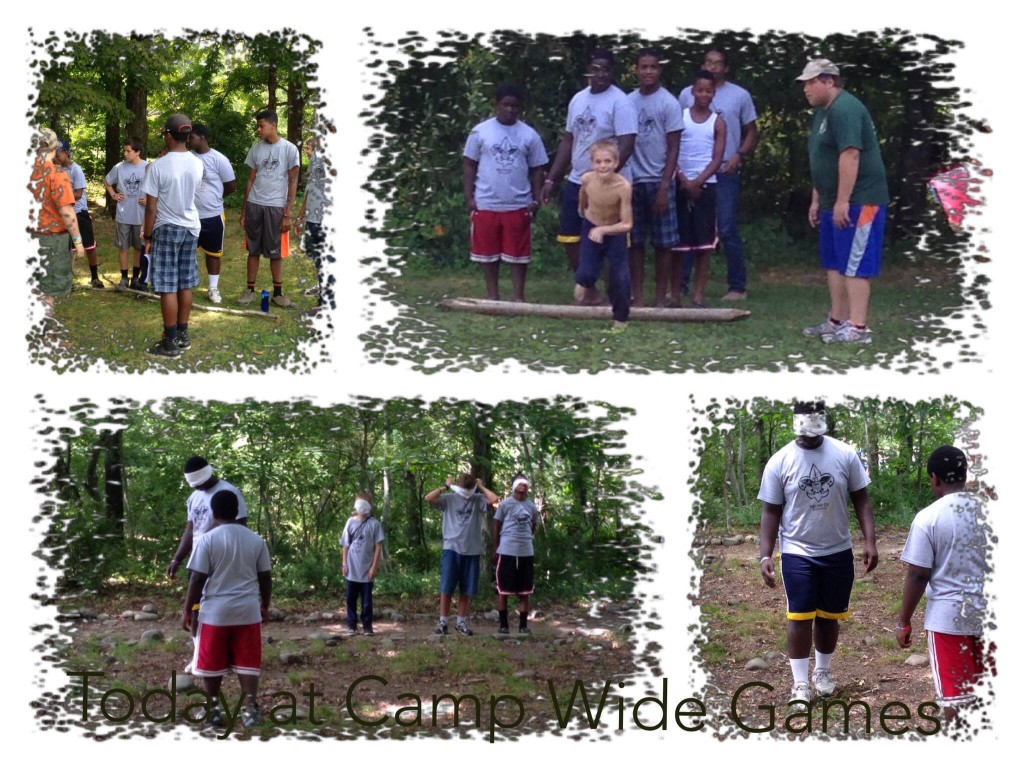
[149,224,199,294]
[630,181,679,248]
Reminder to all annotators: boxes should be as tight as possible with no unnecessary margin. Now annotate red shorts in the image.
[928,631,994,706]
[470,208,532,264]
[193,622,262,677]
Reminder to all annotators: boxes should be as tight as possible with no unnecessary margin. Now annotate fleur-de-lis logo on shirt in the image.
[798,464,834,502]
[574,107,597,143]
[491,137,519,173]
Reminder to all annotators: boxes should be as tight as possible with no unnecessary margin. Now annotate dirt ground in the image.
[694,528,992,740]
[35,592,645,742]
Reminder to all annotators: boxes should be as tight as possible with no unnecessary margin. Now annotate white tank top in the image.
[678,108,718,184]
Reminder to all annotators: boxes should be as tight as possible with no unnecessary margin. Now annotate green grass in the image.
[35,204,326,373]
[366,220,974,373]
[698,639,729,665]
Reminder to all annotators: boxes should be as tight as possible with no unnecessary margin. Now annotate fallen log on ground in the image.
[120,287,280,319]
[438,297,750,322]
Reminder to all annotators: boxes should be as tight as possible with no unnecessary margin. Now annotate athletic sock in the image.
[829,316,843,326]
[121,269,129,280]
[209,274,220,290]
[164,325,177,343]
[456,615,468,627]
[518,611,528,630]
[132,266,140,280]
[789,657,809,685]
[852,324,867,331]
[438,615,448,626]
[273,282,283,297]
[89,265,98,280]
[176,323,188,335]
[498,610,509,629]
[247,281,256,291]
[814,650,833,672]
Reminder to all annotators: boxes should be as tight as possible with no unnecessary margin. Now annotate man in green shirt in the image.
[797,59,890,345]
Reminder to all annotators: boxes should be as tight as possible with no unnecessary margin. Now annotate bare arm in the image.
[809,188,821,228]
[282,166,299,232]
[223,179,237,198]
[240,166,256,226]
[143,196,158,253]
[424,476,453,505]
[59,204,84,259]
[615,134,636,172]
[897,564,930,647]
[655,131,681,216]
[72,187,84,202]
[759,502,783,588]
[529,165,545,211]
[341,545,349,575]
[542,131,573,204]
[103,179,124,202]
[369,543,383,580]
[739,120,759,157]
[183,570,208,629]
[833,147,861,228]
[476,478,500,507]
[462,157,479,213]
[693,117,726,189]
[851,487,878,573]
[167,521,194,578]
[257,570,272,622]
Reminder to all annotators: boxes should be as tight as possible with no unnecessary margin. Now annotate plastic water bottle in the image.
[260,290,270,313]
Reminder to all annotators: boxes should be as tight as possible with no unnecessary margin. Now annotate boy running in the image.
[103,137,148,290]
[493,474,541,634]
[574,140,633,329]
[463,83,547,302]
[674,70,725,308]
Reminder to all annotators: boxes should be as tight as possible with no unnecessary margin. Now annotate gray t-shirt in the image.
[304,152,328,225]
[433,492,489,556]
[245,138,300,207]
[104,160,148,225]
[757,437,870,557]
[494,498,540,557]
[901,492,988,636]
[565,85,638,184]
[464,117,548,211]
[67,162,89,214]
[187,479,249,543]
[627,88,685,184]
[340,515,385,583]
[187,523,271,626]
[140,151,204,235]
[192,148,235,219]
[679,80,757,166]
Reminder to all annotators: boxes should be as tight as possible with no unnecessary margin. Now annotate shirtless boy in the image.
[574,140,633,329]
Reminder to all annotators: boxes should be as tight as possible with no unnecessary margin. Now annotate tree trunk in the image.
[102,429,125,537]
[736,417,747,505]
[125,81,148,153]
[287,70,304,150]
[470,406,494,488]
[267,58,278,111]
[104,76,122,217]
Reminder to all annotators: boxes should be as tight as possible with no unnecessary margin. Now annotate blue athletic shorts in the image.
[780,548,855,620]
[819,204,886,278]
[439,550,480,596]
[197,213,226,257]
[557,181,582,244]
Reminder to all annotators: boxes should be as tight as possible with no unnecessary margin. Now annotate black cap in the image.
[57,138,71,154]
[793,401,826,415]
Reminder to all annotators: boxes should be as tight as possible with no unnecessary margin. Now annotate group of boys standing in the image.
[31,109,327,357]
[464,46,889,342]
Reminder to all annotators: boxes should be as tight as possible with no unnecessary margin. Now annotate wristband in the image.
[760,556,771,563]
[71,235,83,244]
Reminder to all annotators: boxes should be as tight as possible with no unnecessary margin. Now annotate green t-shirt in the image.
[808,90,890,209]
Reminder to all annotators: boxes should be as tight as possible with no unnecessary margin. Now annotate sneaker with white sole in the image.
[789,681,812,711]
[271,294,297,309]
[117,277,129,292]
[237,288,257,306]
[803,318,843,337]
[242,704,261,728]
[822,323,872,344]
[455,622,474,636]
[434,621,449,635]
[209,287,222,304]
[812,668,836,696]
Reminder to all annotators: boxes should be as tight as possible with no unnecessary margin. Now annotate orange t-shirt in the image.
[30,157,75,234]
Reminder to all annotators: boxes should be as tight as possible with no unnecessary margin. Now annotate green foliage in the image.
[364,29,972,269]
[38,398,654,602]
[693,397,981,531]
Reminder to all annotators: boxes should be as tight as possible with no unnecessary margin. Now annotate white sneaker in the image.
[812,668,836,696]
[789,681,812,711]
[209,287,222,305]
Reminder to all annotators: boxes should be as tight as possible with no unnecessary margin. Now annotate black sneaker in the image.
[208,705,224,727]
[176,329,191,350]
[242,704,261,729]
[455,622,474,636]
[434,621,449,635]
[129,278,145,291]
[363,627,375,636]
[89,278,104,290]
[498,626,510,635]
[147,337,183,358]
[518,626,532,635]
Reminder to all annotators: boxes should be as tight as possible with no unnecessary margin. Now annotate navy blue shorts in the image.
[780,548,855,621]
[557,181,583,243]
[674,182,718,251]
[439,550,480,596]
[197,213,226,257]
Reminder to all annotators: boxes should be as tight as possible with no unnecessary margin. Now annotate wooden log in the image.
[438,297,750,322]
[119,287,279,319]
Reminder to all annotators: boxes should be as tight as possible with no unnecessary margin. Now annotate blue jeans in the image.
[346,580,374,630]
[681,171,746,293]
